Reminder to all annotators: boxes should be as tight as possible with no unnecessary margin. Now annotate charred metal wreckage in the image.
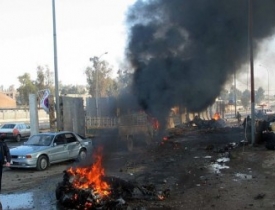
[55,156,169,210]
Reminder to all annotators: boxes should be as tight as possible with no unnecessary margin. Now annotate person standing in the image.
[0,139,11,192]
[236,111,242,124]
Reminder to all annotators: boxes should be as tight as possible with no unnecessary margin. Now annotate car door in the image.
[65,133,81,159]
[50,134,69,162]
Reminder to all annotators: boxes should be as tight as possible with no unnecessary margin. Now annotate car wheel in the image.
[36,155,48,171]
[78,149,87,162]
[15,135,21,142]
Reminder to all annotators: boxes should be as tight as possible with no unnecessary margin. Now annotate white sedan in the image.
[0,122,31,142]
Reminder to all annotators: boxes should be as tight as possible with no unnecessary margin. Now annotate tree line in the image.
[7,58,266,110]
[13,58,132,106]
[219,86,265,110]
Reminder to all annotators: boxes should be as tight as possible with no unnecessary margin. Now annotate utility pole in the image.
[234,71,237,117]
[267,69,269,107]
[259,64,269,107]
[249,0,255,145]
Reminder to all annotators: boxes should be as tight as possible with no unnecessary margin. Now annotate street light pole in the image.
[265,68,269,107]
[52,0,61,131]
[95,59,99,122]
[268,69,269,106]
[89,52,108,126]
[259,64,269,107]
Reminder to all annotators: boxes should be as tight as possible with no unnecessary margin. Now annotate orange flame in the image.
[158,195,165,200]
[67,151,110,197]
[213,112,220,120]
[163,136,169,141]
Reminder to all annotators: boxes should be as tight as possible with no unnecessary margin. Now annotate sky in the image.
[1,0,275,96]
[235,38,275,96]
[0,0,136,89]
[216,37,275,96]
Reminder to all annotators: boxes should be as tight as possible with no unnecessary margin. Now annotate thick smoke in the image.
[126,0,275,124]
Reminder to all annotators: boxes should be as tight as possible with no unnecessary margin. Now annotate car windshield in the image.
[2,124,16,129]
[25,135,53,146]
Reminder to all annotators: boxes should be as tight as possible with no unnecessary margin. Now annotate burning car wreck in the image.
[55,152,170,210]
[188,114,226,130]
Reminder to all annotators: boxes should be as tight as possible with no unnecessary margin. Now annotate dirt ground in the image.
[2,120,275,210]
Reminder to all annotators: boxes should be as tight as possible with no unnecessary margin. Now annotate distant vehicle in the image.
[258,108,275,115]
[10,131,93,171]
[0,122,31,142]
[255,108,275,120]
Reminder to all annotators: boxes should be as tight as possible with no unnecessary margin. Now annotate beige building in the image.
[0,92,16,108]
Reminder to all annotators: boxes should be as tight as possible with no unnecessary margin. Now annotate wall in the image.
[0,109,49,123]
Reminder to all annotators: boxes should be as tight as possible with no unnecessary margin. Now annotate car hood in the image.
[10,145,49,155]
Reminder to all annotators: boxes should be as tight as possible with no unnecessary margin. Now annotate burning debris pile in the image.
[189,115,226,129]
[163,115,228,141]
[55,154,169,209]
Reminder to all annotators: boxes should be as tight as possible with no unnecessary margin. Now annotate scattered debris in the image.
[209,163,230,174]
[216,157,230,163]
[235,173,253,180]
[254,193,265,200]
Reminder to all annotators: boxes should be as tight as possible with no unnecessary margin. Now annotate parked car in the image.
[10,131,93,170]
[0,122,31,142]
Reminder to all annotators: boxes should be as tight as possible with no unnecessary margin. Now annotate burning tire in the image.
[55,183,63,201]
[36,155,49,171]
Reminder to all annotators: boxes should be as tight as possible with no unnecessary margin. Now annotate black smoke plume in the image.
[126,0,275,125]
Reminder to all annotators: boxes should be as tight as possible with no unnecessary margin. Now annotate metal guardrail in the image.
[85,113,149,127]
[118,113,148,126]
[85,116,118,128]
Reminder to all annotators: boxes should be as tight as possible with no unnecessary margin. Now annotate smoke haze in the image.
[125,0,275,124]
